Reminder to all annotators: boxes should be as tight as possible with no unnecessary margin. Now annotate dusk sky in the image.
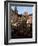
[11,6,32,14]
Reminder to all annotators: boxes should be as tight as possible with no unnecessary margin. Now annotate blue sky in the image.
[11,6,32,14]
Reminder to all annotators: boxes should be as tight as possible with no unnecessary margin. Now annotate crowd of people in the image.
[10,11,32,38]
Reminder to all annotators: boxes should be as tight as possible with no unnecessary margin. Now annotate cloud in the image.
[11,6,32,14]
